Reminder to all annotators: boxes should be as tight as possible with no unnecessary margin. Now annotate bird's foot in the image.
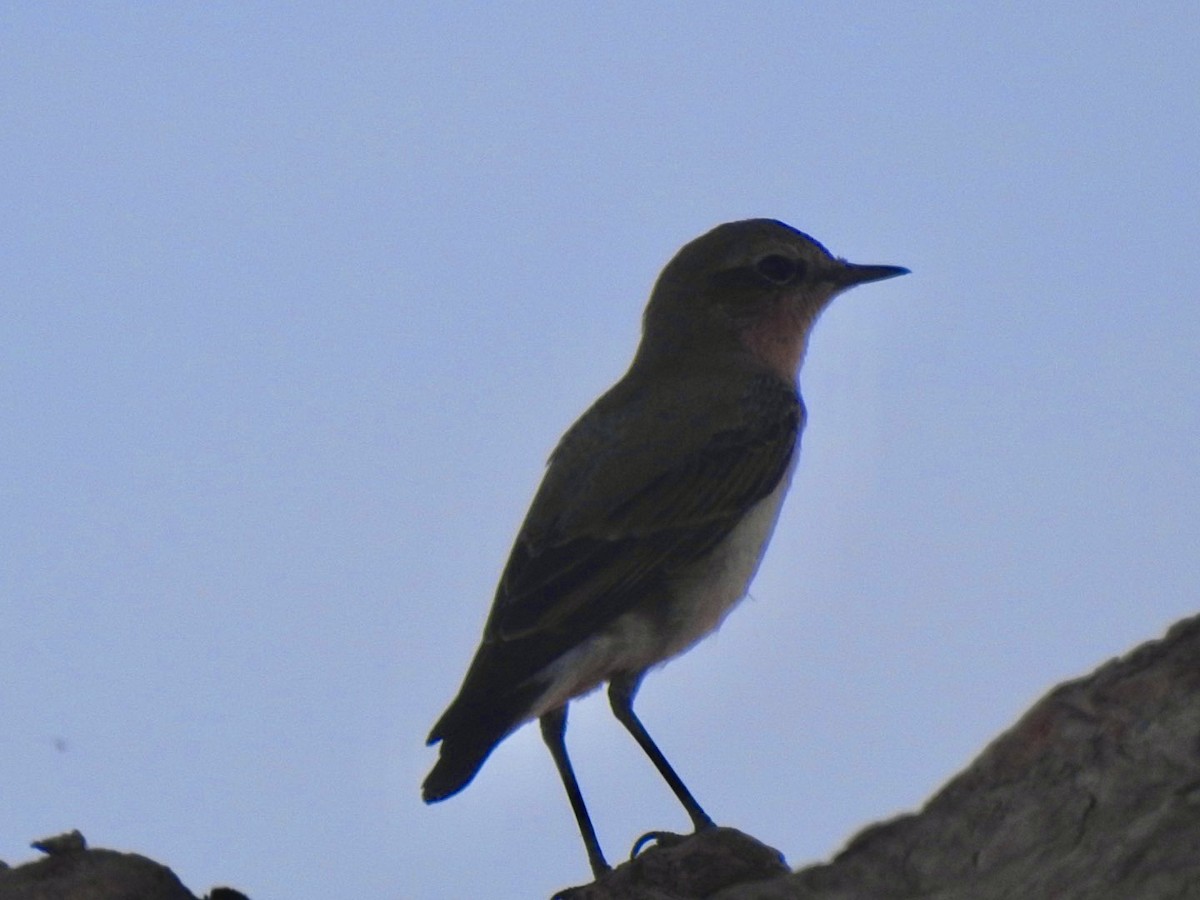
[630,830,688,858]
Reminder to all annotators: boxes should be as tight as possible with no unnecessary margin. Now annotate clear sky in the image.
[3,4,1198,899]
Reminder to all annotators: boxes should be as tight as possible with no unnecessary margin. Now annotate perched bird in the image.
[423,219,907,876]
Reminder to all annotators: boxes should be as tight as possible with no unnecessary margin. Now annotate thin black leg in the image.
[540,706,611,877]
[608,673,715,831]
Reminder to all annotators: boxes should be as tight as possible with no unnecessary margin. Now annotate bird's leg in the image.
[539,706,611,878]
[608,673,715,831]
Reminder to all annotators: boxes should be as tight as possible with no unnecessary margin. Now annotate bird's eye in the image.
[754,254,803,285]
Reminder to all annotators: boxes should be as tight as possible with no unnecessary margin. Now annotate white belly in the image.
[655,456,796,659]
[527,455,797,718]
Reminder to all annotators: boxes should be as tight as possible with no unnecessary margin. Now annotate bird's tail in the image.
[422,654,546,802]
[422,730,502,803]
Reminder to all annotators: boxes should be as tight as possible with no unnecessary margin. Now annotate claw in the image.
[630,830,686,858]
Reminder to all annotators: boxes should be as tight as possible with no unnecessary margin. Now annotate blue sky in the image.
[3,4,1198,898]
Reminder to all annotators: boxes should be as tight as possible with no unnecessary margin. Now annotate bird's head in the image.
[635,219,908,380]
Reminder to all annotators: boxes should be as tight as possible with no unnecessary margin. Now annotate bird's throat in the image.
[739,303,813,380]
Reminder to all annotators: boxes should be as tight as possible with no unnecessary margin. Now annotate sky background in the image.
[3,4,1199,899]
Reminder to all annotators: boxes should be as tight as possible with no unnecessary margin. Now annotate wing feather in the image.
[489,373,802,644]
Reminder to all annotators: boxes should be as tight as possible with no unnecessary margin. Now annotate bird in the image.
[422,218,908,876]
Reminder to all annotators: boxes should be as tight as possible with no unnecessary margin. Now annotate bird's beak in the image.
[829,262,910,287]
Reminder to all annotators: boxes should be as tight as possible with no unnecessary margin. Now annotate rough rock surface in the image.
[4,614,1199,900]
[0,830,245,900]
[567,614,1200,899]
[0,833,195,900]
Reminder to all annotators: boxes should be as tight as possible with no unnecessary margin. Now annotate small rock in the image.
[31,829,88,855]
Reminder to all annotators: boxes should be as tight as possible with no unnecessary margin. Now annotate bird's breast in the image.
[523,452,799,720]
[655,452,798,660]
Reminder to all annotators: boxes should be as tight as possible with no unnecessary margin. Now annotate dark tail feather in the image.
[422,735,499,803]
[422,634,560,802]
[422,670,543,803]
